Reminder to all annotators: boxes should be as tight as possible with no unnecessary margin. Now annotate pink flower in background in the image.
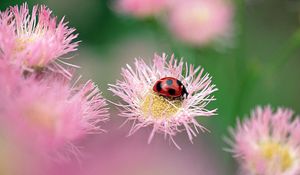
[0,76,109,160]
[168,0,233,46]
[228,106,300,175]
[0,134,46,175]
[50,127,225,175]
[109,53,217,148]
[115,0,169,18]
[0,3,79,77]
[0,59,22,97]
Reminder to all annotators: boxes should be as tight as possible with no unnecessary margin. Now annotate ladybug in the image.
[153,77,188,99]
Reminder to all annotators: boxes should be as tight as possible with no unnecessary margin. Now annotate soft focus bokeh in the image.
[1,0,300,174]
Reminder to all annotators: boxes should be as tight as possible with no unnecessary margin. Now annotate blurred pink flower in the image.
[168,0,233,46]
[115,0,169,18]
[0,76,109,160]
[228,106,300,175]
[0,58,22,96]
[109,53,217,148]
[0,3,79,77]
[50,126,225,175]
[0,134,47,175]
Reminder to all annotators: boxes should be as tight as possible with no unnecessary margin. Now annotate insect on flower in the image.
[153,77,189,99]
[109,53,217,149]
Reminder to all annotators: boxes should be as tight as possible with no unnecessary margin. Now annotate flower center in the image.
[24,103,57,132]
[260,141,294,172]
[140,91,182,120]
[14,34,47,67]
[189,6,211,24]
[14,34,39,52]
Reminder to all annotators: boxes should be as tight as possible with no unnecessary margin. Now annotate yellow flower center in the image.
[140,91,182,120]
[260,141,294,172]
[14,34,40,52]
[24,103,57,133]
[14,34,46,67]
[189,6,211,24]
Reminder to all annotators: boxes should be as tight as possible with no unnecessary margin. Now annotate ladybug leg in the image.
[182,86,189,98]
[185,92,189,98]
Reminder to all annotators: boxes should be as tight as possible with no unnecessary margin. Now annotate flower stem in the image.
[269,29,300,74]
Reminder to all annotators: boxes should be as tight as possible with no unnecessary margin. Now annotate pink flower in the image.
[0,76,109,160]
[0,59,22,97]
[0,3,79,77]
[109,53,217,148]
[168,0,233,46]
[50,128,225,175]
[115,0,169,18]
[227,106,300,175]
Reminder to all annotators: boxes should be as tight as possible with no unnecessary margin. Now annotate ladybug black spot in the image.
[156,82,162,92]
[166,79,173,86]
[168,89,176,95]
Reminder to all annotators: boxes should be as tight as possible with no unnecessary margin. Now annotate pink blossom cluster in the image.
[2,2,300,175]
[0,3,219,156]
[114,0,234,47]
[0,3,108,161]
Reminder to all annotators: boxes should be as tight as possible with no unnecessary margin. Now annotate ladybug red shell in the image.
[153,77,188,98]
